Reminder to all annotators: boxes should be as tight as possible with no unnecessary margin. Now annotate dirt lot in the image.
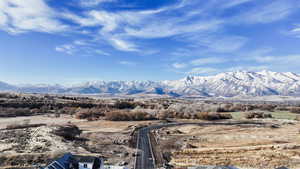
[155,119,300,169]
[0,115,157,168]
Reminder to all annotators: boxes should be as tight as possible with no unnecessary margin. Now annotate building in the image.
[103,166,128,169]
[73,155,103,169]
[43,153,104,169]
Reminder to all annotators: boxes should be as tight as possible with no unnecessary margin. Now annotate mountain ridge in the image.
[1,70,300,97]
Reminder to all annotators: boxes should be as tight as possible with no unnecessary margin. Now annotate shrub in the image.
[6,123,46,130]
[256,104,277,112]
[290,107,300,114]
[113,101,137,109]
[51,124,81,140]
[244,112,272,119]
[196,112,232,121]
[0,107,34,117]
[275,106,290,111]
[75,108,105,120]
[105,110,155,121]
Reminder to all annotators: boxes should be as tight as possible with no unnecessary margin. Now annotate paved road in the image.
[134,121,268,169]
[135,127,155,169]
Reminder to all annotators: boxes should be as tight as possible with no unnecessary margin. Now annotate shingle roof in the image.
[72,155,96,163]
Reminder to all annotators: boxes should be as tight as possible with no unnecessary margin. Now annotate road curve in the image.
[133,121,268,169]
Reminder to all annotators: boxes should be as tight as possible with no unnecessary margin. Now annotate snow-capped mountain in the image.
[2,70,300,97]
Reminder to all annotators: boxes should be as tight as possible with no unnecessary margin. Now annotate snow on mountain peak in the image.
[1,71,300,97]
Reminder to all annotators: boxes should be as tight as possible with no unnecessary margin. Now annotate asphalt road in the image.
[134,127,155,169]
[134,121,268,169]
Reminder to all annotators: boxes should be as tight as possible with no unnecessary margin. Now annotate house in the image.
[73,155,103,169]
[103,166,129,169]
[43,153,104,169]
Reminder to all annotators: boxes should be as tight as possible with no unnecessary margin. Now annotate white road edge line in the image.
[134,130,140,169]
[148,131,156,169]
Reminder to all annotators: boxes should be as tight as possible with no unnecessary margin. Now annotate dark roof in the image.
[44,153,73,169]
[72,155,97,163]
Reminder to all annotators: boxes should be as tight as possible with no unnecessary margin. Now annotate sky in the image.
[1,0,300,84]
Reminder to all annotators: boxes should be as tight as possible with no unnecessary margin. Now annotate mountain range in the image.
[1,70,300,97]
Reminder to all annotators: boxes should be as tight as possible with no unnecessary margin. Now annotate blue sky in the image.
[1,0,300,84]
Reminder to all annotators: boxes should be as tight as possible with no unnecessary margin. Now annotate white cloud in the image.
[79,0,116,7]
[73,40,87,46]
[238,0,296,24]
[0,11,7,26]
[0,0,67,33]
[172,63,187,69]
[188,67,219,75]
[125,20,222,39]
[62,1,225,52]
[181,34,248,53]
[203,36,247,52]
[227,66,269,72]
[292,27,300,32]
[221,0,252,9]
[253,56,276,63]
[55,44,75,55]
[191,57,226,66]
[55,40,110,56]
[119,61,137,66]
[94,49,110,56]
[109,37,139,52]
[288,24,300,38]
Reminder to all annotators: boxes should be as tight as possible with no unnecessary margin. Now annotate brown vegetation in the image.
[6,123,46,130]
[196,112,232,121]
[105,110,156,121]
[51,124,82,140]
[245,111,272,119]
[290,107,300,114]
[75,108,106,120]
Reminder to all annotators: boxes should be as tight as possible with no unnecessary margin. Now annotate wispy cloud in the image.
[188,67,219,75]
[185,35,248,53]
[191,57,227,66]
[237,0,296,24]
[0,0,67,33]
[79,0,116,7]
[221,0,252,9]
[119,61,137,66]
[124,20,222,39]
[172,63,187,69]
[227,66,269,72]
[55,40,110,56]
[1,0,299,61]
[287,24,300,38]
[55,44,75,55]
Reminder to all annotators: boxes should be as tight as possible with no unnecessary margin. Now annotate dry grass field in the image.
[0,114,158,168]
[1,94,300,168]
[155,119,300,169]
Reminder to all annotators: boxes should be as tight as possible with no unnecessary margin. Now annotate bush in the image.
[196,112,232,121]
[290,107,300,114]
[6,123,46,130]
[105,110,155,121]
[275,106,290,111]
[51,124,81,140]
[256,104,277,112]
[113,101,137,109]
[0,107,34,117]
[244,112,272,119]
[75,108,105,120]
[217,104,237,112]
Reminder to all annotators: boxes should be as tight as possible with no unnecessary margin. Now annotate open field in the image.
[154,120,300,169]
[0,93,300,168]
[231,111,298,120]
[0,114,158,168]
